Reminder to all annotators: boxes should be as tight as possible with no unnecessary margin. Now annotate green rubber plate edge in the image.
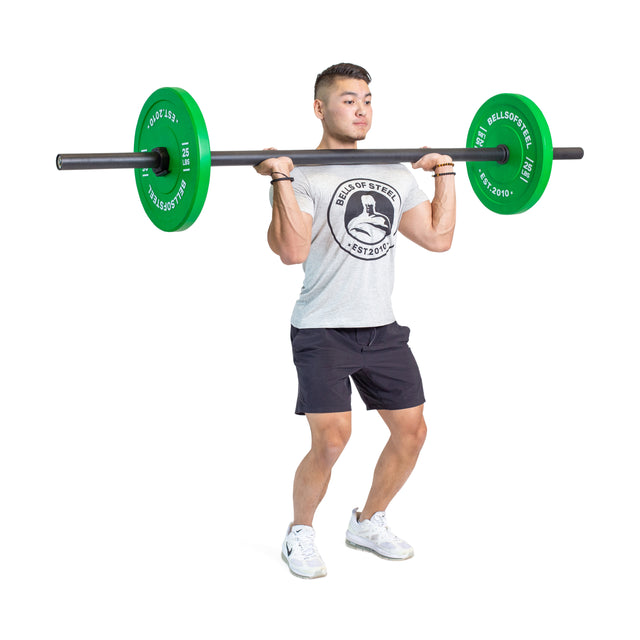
[134,87,210,231]
[466,93,553,214]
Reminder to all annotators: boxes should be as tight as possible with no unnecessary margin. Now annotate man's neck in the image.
[316,133,359,150]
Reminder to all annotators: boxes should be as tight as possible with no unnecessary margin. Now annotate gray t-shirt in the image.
[272,164,428,328]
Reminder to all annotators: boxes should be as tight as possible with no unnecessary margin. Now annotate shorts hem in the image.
[363,398,425,412]
[295,406,352,416]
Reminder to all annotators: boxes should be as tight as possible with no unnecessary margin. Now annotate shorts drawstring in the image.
[356,327,377,350]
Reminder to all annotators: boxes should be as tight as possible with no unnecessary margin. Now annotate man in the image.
[255,63,456,579]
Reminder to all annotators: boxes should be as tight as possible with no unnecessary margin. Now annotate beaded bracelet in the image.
[435,162,454,169]
[433,171,456,177]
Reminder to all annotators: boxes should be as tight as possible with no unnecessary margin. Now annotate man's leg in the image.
[292,411,352,526]
[359,405,427,521]
[283,412,350,579]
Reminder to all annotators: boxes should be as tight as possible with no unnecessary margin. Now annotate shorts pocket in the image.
[391,322,411,344]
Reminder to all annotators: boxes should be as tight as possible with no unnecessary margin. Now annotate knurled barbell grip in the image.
[211,146,511,166]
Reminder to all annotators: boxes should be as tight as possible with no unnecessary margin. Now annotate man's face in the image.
[315,78,372,144]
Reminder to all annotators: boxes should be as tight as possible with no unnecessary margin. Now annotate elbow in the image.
[433,237,453,252]
[425,231,454,253]
[279,246,310,265]
[268,226,310,265]
[280,254,305,266]
[434,224,455,252]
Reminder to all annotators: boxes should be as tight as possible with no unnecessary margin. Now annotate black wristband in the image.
[271,176,295,184]
[433,172,456,177]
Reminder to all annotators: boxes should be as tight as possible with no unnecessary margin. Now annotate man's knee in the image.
[308,412,352,467]
[400,416,427,453]
[413,418,428,450]
[381,407,427,453]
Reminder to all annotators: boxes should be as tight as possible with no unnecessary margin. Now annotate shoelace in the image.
[369,513,402,542]
[293,529,320,560]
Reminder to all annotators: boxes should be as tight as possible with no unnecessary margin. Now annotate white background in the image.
[2,1,638,638]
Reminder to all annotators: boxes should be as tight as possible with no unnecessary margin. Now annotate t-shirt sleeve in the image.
[268,167,315,217]
[401,168,430,213]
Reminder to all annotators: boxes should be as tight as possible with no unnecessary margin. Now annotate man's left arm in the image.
[398,153,456,252]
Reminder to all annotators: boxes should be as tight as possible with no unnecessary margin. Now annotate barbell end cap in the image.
[56,155,63,170]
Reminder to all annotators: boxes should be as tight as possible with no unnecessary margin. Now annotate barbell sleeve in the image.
[551,147,584,160]
[56,152,163,171]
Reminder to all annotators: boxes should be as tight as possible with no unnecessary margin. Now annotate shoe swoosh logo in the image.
[286,543,293,556]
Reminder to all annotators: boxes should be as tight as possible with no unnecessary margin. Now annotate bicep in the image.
[399,200,454,253]
[398,200,434,249]
[267,207,314,264]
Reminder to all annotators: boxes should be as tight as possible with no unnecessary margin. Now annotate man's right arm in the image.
[255,156,312,266]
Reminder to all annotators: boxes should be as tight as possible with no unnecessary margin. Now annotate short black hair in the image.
[314,63,372,99]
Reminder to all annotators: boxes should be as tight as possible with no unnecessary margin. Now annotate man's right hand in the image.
[254,148,294,177]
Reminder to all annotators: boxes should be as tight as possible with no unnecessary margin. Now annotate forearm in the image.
[254,154,311,265]
[430,173,456,237]
[268,181,312,265]
[408,153,457,250]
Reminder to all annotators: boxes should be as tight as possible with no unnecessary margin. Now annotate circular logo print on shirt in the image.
[328,179,401,261]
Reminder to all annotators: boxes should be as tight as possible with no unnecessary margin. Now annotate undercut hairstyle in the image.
[314,63,372,99]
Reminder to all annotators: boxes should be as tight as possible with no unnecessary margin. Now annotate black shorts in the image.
[290,322,425,415]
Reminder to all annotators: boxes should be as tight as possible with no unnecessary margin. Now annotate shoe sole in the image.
[345,538,414,561]
[281,552,327,579]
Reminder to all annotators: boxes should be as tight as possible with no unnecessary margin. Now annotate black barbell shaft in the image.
[210,146,512,166]
[56,145,584,171]
[224,146,583,165]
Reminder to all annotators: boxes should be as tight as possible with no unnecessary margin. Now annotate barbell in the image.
[56,87,583,232]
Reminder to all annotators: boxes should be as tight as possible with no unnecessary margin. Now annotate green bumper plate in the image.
[134,87,210,231]
[466,94,553,214]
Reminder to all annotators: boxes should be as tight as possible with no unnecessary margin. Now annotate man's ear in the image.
[313,99,324,121]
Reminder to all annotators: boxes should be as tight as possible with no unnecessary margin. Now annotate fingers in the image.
[411,147,433,170]
[254,148,277,174]
[254,148,295,176]
[412,151,453,171]
[254,152,283,174]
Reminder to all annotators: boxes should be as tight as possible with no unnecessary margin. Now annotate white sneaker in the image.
[281,524,327,579]
[345,508,414,560]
